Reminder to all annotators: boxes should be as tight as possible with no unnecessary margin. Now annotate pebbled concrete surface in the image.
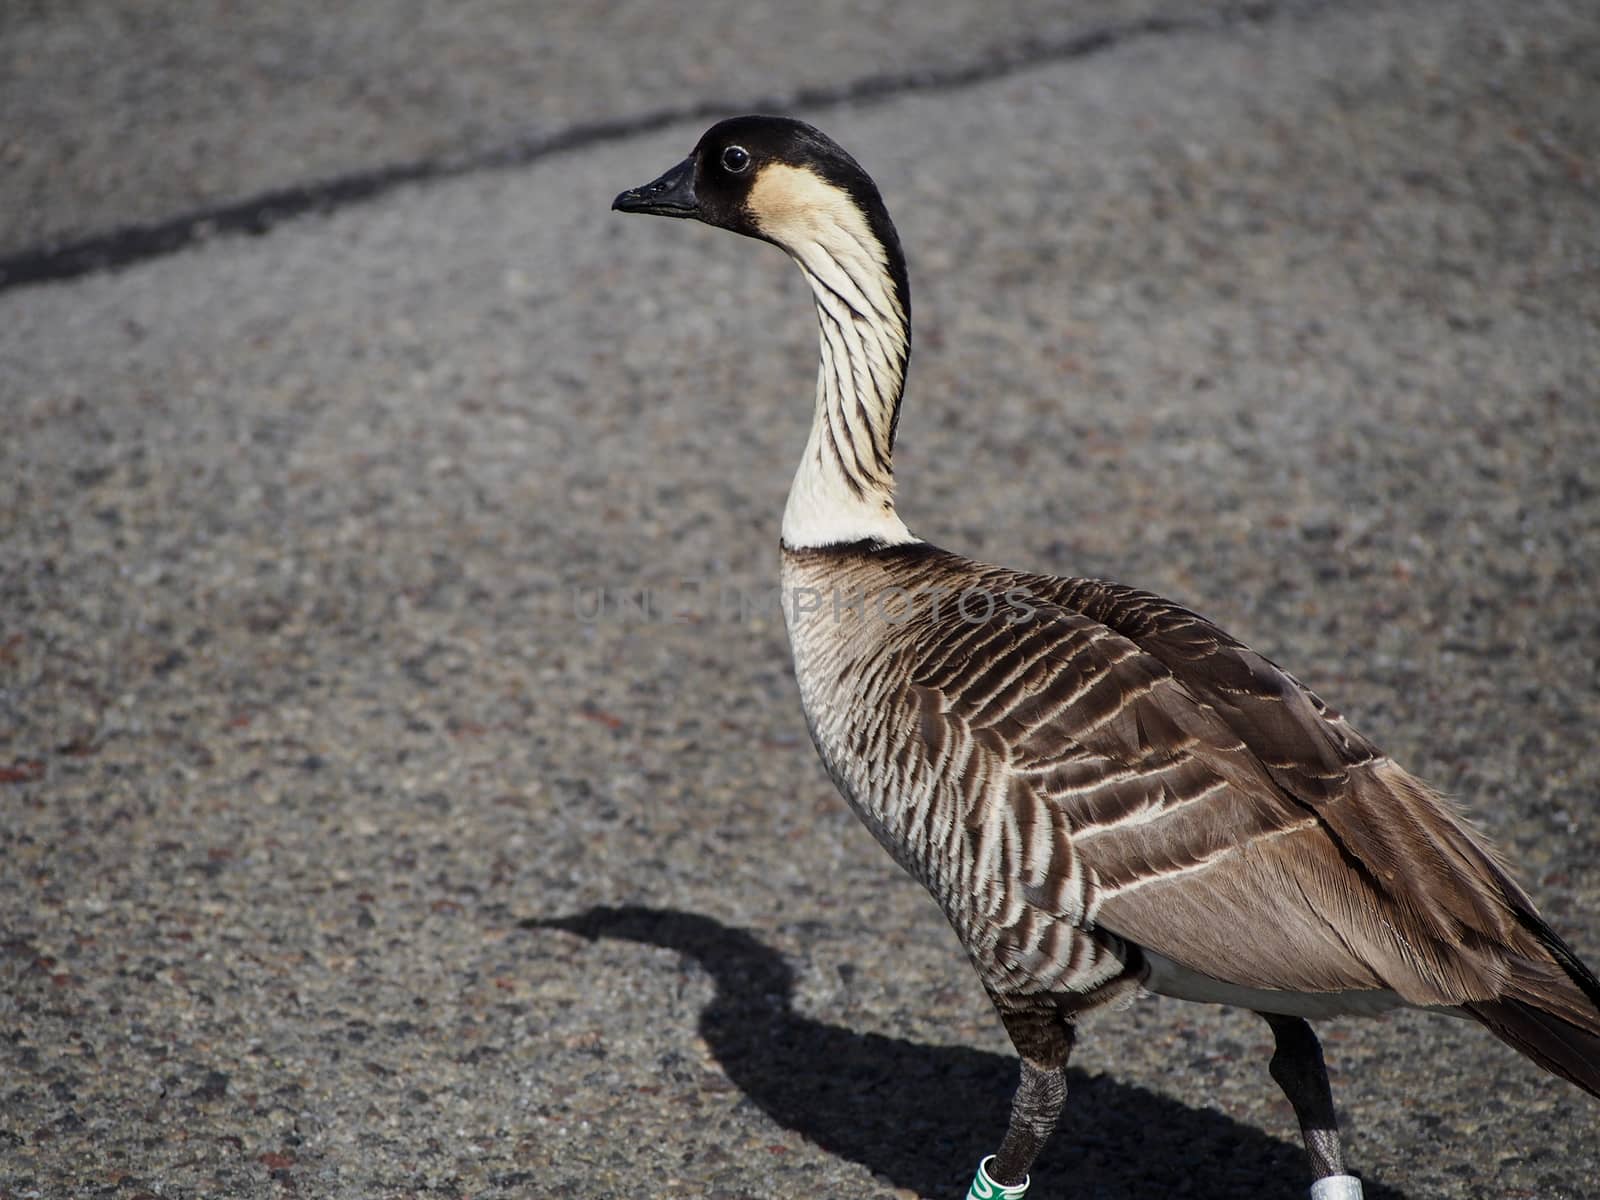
[3,1,1599,1198]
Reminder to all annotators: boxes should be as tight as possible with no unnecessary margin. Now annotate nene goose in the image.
[613,116,1600,1199]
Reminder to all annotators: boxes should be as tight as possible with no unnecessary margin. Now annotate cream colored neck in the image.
[753,168,917,550]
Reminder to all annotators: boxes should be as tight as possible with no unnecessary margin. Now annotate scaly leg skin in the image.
[967,1005,1074,1199]
[1260,1012,1365,1200]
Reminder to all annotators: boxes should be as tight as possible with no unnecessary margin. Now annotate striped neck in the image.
[758,166,918,550]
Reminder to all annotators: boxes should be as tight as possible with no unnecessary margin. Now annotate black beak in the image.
[612,157,699,218]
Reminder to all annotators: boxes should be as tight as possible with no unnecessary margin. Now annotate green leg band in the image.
[966,1155,1028,1199]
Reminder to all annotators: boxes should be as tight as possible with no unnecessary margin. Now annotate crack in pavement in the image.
[0,0,1290,294]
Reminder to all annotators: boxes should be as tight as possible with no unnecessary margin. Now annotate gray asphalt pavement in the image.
[0,0,1247,261]
[3,1,1599,1197]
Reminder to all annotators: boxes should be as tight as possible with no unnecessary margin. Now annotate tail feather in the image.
[1517,906,1600,1015]
[1467,908,1600,1100]
[1467,997,1600,1099]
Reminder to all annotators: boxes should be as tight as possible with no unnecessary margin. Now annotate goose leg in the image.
[1260,1012,1364,1200]
[968,1005,1073,1199]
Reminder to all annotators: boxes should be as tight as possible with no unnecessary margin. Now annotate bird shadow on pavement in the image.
[525,905,1409,1200]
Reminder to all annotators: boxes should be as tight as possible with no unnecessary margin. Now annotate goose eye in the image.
[721,145,751,174]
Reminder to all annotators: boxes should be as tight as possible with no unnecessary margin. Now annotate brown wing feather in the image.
[1038,578,1595,1001]
[908,598,1402,997]
[913,560,1596,1020]
[1077,580,1540,925]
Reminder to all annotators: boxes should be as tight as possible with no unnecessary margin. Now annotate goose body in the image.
[614,115,1600,1198]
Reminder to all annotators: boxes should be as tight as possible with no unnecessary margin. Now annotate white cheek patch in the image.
[747,164,906,343]
[748,163,856,243]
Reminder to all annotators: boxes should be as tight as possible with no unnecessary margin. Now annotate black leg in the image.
[1260,1012,1365,1199]
[979,1002,1074,1193]
[991,1056,1071,1186]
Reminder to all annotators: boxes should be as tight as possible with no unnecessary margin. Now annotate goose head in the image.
[612,115,909,318]
[614,116,918,548]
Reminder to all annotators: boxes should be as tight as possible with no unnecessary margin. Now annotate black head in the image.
[613,115,909,323]
[615,117,895,241]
